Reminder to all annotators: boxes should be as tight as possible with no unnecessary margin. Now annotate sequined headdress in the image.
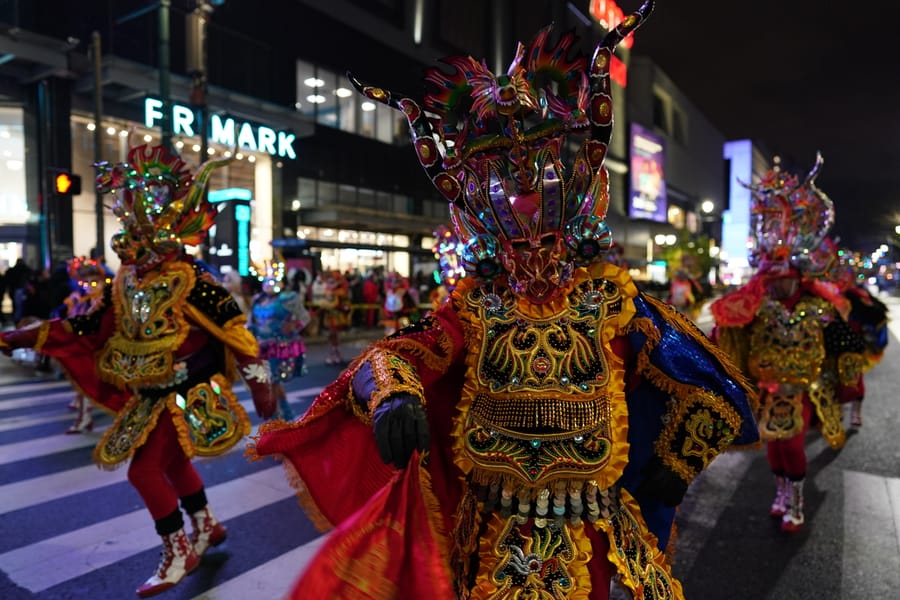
[350,1,654,303]
[95,143,230,268]
[432,224,465,290]
[67,256,110,290]
[747,152,835,277]
[250,255,286,293]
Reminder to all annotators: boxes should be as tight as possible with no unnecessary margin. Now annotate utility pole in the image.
[188,0,213,163]
[92,31,104,258]
[159,0,172,151]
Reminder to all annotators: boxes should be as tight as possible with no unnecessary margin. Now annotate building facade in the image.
[0,0,744,287]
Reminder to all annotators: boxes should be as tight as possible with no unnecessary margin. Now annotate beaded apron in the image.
[452,275,680,598]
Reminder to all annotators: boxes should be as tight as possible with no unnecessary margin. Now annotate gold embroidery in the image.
[653,389,743,482]
[748,297,832,387]
[837,352,866,386]
[598,488,684,600]
[98,262,195,388]
[756,390,805,440]
[363,349,426,413]
[451,264,635,494]
[167,374,251,457]
[94,393,168,468]
[472,514,593,599]
[808,378,846,450]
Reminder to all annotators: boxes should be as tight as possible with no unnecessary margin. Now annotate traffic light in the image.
[53,170,82,195]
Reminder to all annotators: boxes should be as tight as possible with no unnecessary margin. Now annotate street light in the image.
[701,199,715,215]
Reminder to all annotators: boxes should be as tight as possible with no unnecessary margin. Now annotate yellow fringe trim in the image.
[244,419,335,533]
[184,304,260,359]
[167,396,198,459]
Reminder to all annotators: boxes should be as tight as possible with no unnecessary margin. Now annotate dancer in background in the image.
[59,256,112,433]
[248,258,310,421]
[319,270,351,365]
[711,153,867,533]
[250,4,759,597]
[0,143,273,597]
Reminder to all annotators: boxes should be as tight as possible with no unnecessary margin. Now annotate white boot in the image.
[781,479,805,533]
[66,396,93,434]
[850,400,862,427]
[189,506,227,556]
[769,475,790,518]
[135,529,200,597]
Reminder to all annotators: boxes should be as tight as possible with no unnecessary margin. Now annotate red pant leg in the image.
[765,398,812,480]
[127,411,201,519]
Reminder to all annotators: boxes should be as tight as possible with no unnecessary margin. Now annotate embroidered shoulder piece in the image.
[360,348,426,415]
[654,390,743,482]
[187,262,244,327]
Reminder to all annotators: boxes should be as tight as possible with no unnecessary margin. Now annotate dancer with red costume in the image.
[250,3,758,598]
[711,153,868,533]
[0,143,274,597]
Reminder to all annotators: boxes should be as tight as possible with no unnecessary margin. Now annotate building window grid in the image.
[296,60,406,145]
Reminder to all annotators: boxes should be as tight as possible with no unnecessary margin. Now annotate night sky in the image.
[626,0,900,252]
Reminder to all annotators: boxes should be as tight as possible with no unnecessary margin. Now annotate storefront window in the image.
[0,107,28,226]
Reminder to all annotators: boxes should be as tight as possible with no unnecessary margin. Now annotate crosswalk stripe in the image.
[0,388,83,412]
[0,386,324,465]
[0,410,75,432]
[191,533,329,600]
[0,378,73,397]
[0,464,296,593]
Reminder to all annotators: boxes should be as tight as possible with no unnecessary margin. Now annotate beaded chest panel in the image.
[98,262,194,388]
[457,276,628,489]
[748,296,831,387]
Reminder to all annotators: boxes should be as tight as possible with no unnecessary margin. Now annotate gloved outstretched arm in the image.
[236,354,275,418]
[351,353,428,468]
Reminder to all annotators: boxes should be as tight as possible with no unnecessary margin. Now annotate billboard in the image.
[628,123,667,222]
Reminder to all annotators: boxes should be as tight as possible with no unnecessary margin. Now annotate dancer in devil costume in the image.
[711,154,867,533]
[250,3,757,598]
[0,143,274,597]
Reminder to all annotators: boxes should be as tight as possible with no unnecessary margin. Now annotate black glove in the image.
[636,456,688,507]
[372,394,429,469]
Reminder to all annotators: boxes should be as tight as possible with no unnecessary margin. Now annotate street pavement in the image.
[0,295,898,599]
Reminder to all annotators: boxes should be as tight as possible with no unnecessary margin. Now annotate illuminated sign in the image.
[589,0,635,49]
[628,123,667,222]
[144,98,297,159]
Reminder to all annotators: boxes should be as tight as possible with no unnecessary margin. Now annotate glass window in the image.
[360,100,376,137]
[358,187,376,209]
[296,60,319,119]
[0,107,28,226]
[672,108,688,145]
[375,102,393,143]
[298,177,317,207]
[336,81,357,134]
[652,93,669,133]
[315,68,339,128]
[319,180,338,205]
[338,184,357,206]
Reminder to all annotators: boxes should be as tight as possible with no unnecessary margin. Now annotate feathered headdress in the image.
[349,1,654,303]
[95,143,230,267]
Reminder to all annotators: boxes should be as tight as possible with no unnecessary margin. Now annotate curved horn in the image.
[804,151,824,186]
[588,0,655,150]
[347,71,462,205]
